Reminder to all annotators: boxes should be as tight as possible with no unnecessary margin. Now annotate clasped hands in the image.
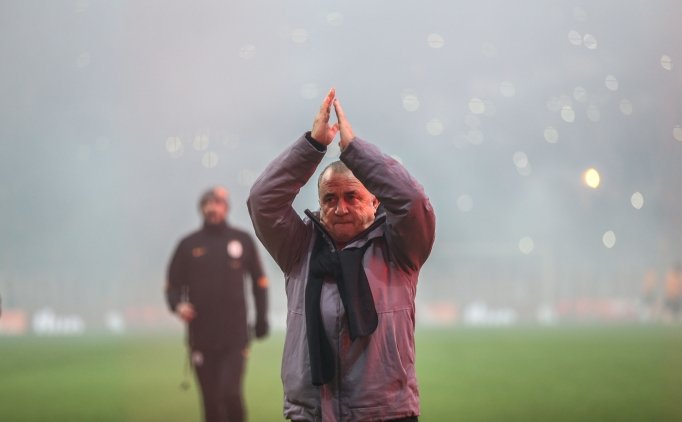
[310,88,355,151]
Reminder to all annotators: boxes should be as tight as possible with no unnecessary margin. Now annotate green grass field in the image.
[1,326,681,421]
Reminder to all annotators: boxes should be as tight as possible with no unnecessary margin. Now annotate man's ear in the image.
[372,196,380,210]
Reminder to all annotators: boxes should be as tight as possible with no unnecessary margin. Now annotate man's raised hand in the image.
[333,97,355,151]
[311,88,339,146]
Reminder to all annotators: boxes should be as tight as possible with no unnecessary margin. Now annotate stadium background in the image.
[1,1,681,420]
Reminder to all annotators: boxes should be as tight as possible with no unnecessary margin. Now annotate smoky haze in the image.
[1,0,681,330]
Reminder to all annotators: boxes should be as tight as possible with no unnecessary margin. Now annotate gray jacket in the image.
[247,134,436,421]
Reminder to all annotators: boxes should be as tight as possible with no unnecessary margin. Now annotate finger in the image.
[327,87,336,105]
[320,87,336,113]
[333,98,346,122]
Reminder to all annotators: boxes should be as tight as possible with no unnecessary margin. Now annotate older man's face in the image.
[318,169,378,246]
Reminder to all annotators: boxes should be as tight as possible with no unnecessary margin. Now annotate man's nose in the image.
[334,200,348,215]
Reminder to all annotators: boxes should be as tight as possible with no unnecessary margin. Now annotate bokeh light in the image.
[499,81,516,97]
[584,168,601,189]
[193,133,210,151]
[583,33,598,49]
[201,152,219,169]
[291,28,308,43]
[326,12,343,26]
[605,74,619,91]
[660,54,673,70]
[631,192,644,210]
[426,118,444,136]
[468,97,486,114]
[573,86,587,102]
[513,151,529,169]
[673,125,682,142]
[561,105,576,123]
[544,126,559,143]
[238,44,256,59]
[602,230,616,248]
[568,30,582,46]
[165,136,182,153]
[401,91,420,112]
[427,33,445,49]
[619,99,633,115]
[519,237,535,255]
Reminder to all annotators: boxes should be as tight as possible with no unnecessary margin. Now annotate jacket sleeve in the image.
[165,239,188,312]
[247,133,326,274]
[340,137,436,272]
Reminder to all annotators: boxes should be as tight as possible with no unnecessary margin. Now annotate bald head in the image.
[317,161,352,190]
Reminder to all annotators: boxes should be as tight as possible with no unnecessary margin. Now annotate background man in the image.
[166,186,269,422]
[248,88,436,421]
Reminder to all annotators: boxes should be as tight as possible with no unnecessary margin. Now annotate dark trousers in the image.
[193,348,246,422]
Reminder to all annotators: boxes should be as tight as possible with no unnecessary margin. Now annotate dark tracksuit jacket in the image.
[166,222,268,352]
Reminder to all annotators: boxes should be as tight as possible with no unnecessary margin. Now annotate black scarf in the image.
[305,232,378,386]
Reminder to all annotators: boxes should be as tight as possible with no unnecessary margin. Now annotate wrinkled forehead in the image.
[318,168,369,196]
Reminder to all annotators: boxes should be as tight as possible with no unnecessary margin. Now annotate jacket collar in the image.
[202,220,229,234]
